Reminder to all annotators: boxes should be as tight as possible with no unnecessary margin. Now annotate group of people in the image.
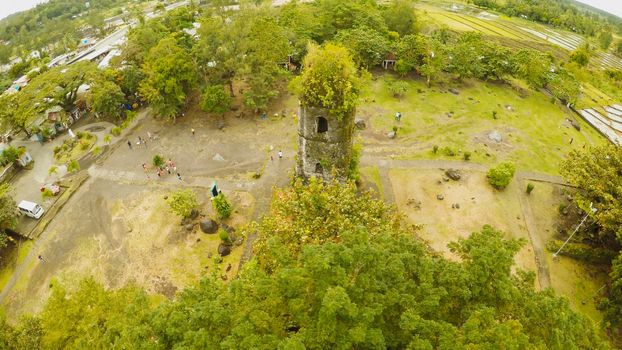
[127,132,154,150]
[143,158,182,181]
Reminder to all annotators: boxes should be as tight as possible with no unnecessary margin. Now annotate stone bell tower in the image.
[296,104,355,181]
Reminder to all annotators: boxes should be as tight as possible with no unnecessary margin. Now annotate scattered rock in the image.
[189,209,199,219]
[442,176,449,182]
[181,217,191,226]
[221,223,235,234]
[213,153,225,162]
[566,195,573,201]
[406,198,422,210]
[252,171,261,179]
[226,263,232,272]
[207,252,212,259]
[196,238,201,242]
[200,219,219,234]
[217,119,226,130]
[355,118,366,130]
[445,169,461,181]
[453,203,460,209]
[505,104,514,111]
[234,237,244,246]
[387,131,397,139]
[437,194,444,201]
[448,88,460,95]
[218,243,232,256]
[488,130,503,143]
[185,224,194,231]
[468,97,474,100]
[163,195,168,200]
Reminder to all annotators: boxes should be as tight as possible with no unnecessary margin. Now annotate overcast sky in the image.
[0,0,621,21]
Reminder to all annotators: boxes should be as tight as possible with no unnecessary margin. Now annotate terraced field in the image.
[418,1,622,71]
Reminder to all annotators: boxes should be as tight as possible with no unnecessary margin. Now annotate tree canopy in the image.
[0,180,609,348]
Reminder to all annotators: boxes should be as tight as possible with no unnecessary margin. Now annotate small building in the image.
[382,52,397,70]
[46,106,64,122]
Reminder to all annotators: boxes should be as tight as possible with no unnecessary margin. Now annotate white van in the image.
[18,200,44,219]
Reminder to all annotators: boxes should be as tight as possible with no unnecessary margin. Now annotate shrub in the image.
[67,160,80,173]
[492,110,498,119]
[348,143,362,183]
[213,254,223,264]
[92,146,102,156]
[433,145,439,154]
[152,154,164,168]
[463,151,472,161]
[218,229,231,244]
[48,166,57,175]
[104,135,111,144]
[41,188,54,201]
[388,80,408,98]
[76,131,85,139]
[441,147,456,157]
[213,193,232,219]
[546,240,616,264]
[78,139,91,151]
[526,183,535,194]
[1,146,20,164]
[487,162,515,189]
[166,189,198,218]
[53,146,62,155]
[110,127,121,137]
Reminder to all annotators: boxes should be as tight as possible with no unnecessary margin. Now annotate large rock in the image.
[445,169,461,181]
[218,243,232,256]
[355,118,366,130]
[200,219,219,234]
[488,130,502,143]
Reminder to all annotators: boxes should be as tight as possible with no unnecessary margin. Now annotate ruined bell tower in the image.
[296,104,355,181]
[294,43,358,182]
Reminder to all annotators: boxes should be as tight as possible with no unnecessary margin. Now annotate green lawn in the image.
[358,74,607,174]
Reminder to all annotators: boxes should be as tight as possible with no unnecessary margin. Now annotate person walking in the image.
[127,140,132,149]
[278,150,283,159]
[191,128,195,136]
[395,112,402,121]
[38,255,46,263]
[177,173,182,181]
[147,131,152,140]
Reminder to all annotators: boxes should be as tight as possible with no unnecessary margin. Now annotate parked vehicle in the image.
[18,200,45,219]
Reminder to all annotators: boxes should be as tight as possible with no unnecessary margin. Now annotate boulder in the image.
[185,224,194,231]
[488,130,502,143]
[200,219,219,234]
[355,118,366,130]
[387,131,397,139]
[218,243,232,256]
[448,88,460,95]
[445,169,461,181]
[437,194,444,200]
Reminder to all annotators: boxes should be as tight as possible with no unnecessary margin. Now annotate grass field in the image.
[358,74,606,174]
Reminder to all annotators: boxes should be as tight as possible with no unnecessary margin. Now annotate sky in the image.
[0,0,621,21]
[0,0,48,20]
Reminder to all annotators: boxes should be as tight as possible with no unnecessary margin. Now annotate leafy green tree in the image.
[335,27,389,69]
[291,43,359,120]
[487,162,515,189]
[420,38,447,86]
[167,189,199,218]
[89,80,124,118]
[0,183,18,249]
[511,49,555,88]
[561,145,622,243]
[381,0,417,36]
[123,20,170,66]
[546,69,580,105]
[395,34,428,76]
[201,85,231,115]
[66,160,80,173]
[152,155,164,168]
[569,45,591,67]
[139,36,198,120]
[598,30,613,50]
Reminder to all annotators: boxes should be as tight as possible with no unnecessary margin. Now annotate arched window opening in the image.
[317,117,328,133]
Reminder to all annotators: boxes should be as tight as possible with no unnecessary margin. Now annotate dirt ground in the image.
[388,168,538,282]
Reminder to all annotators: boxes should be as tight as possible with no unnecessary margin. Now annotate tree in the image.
[598,30,613,50]
[569,45,591,67]
[395,34,428,76]
[546,69,580,105]
[89,80,124,118]
[420,38,447,86]
[511,49,555,88]
[387,80,408,98]
[0,183,18,249]
[335,27,389,69]
[167,189,199,218]
[291,43,359,120]
[381,0,417,36]
[139,36,198,120]
[561,145,622,242]
[487,162,515,189]
[152,155,164,168]
[200,85,231,115]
